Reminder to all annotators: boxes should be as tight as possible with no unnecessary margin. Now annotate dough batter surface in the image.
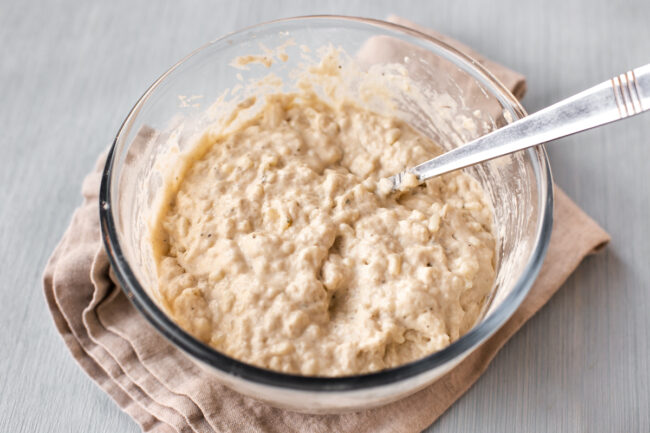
[152,93,496,376]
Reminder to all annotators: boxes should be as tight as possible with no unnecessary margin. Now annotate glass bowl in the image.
[99,15,553,413]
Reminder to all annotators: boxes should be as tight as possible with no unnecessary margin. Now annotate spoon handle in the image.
[390,64,650,189]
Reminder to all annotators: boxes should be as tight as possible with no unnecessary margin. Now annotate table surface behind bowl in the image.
[1,0,649,432]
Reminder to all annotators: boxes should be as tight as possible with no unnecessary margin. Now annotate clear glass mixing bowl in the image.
[99,16,553,413]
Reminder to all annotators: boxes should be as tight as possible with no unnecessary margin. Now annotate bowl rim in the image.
[99,15,554,392]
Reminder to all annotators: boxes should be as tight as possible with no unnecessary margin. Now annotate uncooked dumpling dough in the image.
[151,92,496,376]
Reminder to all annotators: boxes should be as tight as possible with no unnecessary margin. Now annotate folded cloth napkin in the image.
[43,17,610,433]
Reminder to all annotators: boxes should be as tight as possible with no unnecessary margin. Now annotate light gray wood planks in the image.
[0,0,647,431]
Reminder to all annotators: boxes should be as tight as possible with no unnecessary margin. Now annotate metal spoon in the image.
[388,64,650,190]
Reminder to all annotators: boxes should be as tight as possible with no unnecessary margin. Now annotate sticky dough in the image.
[151,92,496,376]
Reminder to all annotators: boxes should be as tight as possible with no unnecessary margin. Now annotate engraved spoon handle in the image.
[389,64,650,189]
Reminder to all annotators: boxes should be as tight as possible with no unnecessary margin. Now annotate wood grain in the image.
[0,0,648,431]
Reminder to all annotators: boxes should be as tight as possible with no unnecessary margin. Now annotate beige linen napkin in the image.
[44,18,610,433]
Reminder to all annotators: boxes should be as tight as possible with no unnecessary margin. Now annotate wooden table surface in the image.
[1,1,648,431]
